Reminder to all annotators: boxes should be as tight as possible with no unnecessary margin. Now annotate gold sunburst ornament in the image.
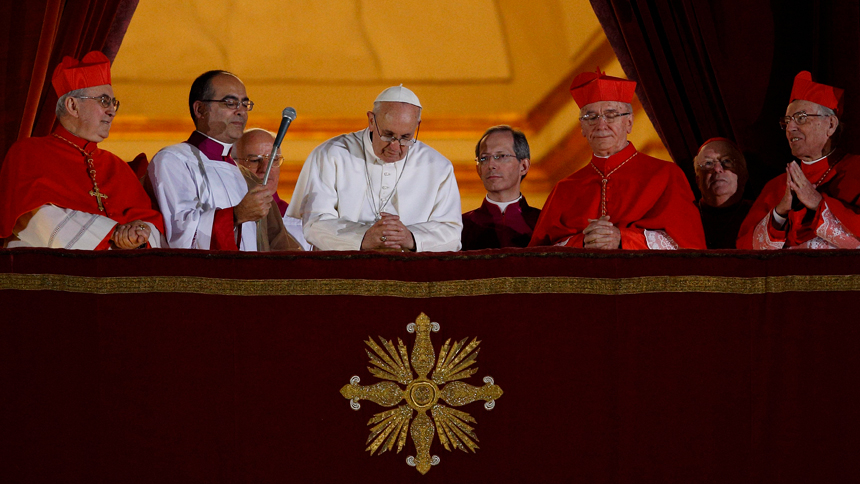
[340,312,504,475]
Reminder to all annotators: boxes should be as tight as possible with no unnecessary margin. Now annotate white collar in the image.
[593,142,630,159]
[486,195,521,214]
[802,154,827,165]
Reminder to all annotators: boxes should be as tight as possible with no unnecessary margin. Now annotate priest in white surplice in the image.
[288,86,462,251]
[147,70,274,250]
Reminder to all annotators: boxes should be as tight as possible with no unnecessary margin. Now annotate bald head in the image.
[233,128,280,180]
[694,139,748,207]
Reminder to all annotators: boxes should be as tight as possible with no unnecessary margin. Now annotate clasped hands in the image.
[111,220,150,249]
[361,212,415,251]
[583,215,621,249]
[774,161,823,224]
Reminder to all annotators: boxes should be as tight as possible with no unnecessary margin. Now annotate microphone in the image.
[263,107,297,185]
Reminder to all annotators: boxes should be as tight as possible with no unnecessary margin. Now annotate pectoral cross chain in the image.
[52,133,109,212]
[590,152,638,217]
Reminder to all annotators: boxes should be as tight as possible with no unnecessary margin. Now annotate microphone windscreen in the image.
[283,107,297,121]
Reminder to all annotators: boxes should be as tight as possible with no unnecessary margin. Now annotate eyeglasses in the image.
[579,112,631,126]
[235,154,284,167]
[372,116,418,146]
[76,95,120,111]
[476,153,518,164]
[200,97,255,111]
[779,112,829,130]
[697,158,735,171]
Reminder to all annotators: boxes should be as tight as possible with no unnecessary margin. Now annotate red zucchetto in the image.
[697,137,739,155]
[569,67,637,108]
[789,71,844,116]
[51,51,112,97]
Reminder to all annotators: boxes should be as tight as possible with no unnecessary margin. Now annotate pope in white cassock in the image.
[288,86,462,251]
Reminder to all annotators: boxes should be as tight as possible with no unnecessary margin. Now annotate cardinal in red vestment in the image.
[529,68,705,250]
[737,71,860,249]
[0,51,164,250]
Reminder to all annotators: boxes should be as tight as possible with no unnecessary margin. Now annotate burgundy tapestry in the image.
[2,248,859,483]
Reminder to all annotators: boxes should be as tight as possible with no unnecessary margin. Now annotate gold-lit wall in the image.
[102,0,670,212]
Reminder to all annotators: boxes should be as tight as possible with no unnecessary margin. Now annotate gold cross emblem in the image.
[89,187,108,212]
[340,313,503,475]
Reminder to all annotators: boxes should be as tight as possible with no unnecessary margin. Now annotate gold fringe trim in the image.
[2,273,860,297]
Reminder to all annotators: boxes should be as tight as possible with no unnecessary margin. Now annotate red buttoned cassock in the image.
[0,125,164,249]
[737,150,860,249]
[529,142,706,249]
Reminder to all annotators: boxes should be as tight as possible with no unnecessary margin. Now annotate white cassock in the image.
[4,205,164,249]
[287,128,462,251]
[282,215,313,251]
[148,136,256,250]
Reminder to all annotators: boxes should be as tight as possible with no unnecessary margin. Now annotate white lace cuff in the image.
[815,203,860,249]
[644,230,678,250]
[555,236,573,247]
[752,213,784,250]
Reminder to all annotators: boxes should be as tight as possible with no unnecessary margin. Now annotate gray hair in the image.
[579,102,633,117]
[818,105,837,117]
[372,101,422,121]
[55,88,88,118]
[807,103,842,141]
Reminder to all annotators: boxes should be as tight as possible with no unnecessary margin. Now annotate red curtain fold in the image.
[1,0,139,164]
[589,0,860,200]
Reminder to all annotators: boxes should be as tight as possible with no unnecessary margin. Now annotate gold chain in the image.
[813,159,838,187]
[52,133,108,211]
[590,152,638,216]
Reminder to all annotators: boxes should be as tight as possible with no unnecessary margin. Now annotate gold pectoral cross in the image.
[89,188,108,211]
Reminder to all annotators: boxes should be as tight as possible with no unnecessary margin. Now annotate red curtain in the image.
[0,0,139,163]
[589,1,860,199]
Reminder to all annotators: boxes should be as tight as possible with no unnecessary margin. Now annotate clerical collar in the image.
[187,130,234,160]
[801,150,833,165]
[593,142,630,159]
[53,124,98,153]
[485,195,522,214]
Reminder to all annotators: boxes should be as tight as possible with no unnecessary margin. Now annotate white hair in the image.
[818,105,837,117]
[579,102,633,117]
[55,88,88,118]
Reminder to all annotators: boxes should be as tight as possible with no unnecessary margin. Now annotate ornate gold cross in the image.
[89,186,108,212]
[341,313,504,475]
[51,134,109,212]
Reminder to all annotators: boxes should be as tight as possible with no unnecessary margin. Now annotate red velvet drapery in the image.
[589,0,860,199]
[0,0,138,163]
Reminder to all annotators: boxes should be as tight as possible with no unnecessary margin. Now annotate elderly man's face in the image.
[233,130,281,189]
[234,130,281,188]
[74,84,116,142]
[476,130,529,202]
[367,102,421,163]
[194,74,249,144]
[784,100,837,161]
[696,141,744,206]
[580,101,633,156]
